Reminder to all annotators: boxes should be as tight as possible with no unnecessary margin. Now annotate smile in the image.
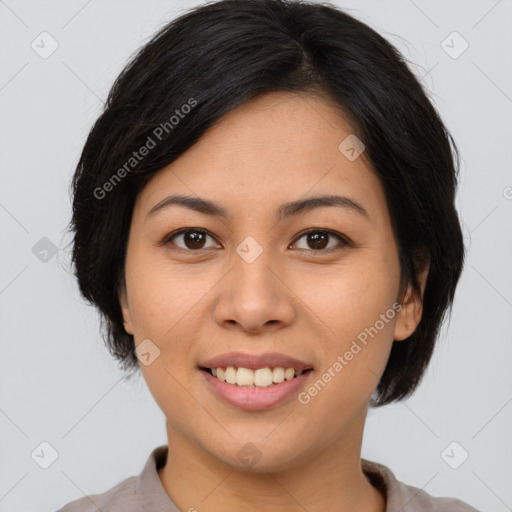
[200,366,313,411]
[201,366,312,388]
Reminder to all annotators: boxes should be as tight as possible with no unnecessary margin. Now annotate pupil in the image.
[308,232,328,250]
[185,231,205,249]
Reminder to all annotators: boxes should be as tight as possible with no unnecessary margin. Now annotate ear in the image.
[118,279,134,335]
[393,262,429,342]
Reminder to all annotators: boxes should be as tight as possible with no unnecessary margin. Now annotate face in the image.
[120,91,425,472]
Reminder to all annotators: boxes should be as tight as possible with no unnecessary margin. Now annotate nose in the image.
[212,246,296,334]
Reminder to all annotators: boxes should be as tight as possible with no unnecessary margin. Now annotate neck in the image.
[158,411,386,512]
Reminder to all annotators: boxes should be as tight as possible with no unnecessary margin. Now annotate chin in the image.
[206,439,309,474]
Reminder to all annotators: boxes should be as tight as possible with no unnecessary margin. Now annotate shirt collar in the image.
[135,445,180,511]
[135,445,436,511]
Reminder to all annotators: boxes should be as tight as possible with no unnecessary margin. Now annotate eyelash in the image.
[158,227,351,254]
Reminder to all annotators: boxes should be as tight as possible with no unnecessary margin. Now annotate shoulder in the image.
[54,445,172,512]
[55,475,139,512]
[361,458,481,512]
[394,478,481,511]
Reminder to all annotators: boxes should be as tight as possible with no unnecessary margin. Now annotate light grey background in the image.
[1,1,511,511]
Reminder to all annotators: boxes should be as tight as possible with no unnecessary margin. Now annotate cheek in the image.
[125,248,205,336]
[297,261,398,403]
[296,260,397,339]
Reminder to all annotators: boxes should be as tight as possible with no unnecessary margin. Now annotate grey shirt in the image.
[56,445,480,511]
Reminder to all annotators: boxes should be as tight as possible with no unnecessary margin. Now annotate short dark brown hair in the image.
[66,0,465,407]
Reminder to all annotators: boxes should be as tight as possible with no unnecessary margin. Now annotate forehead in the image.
[134,91,388,225]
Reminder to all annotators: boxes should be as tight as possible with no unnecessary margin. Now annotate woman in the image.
[58,0,479,510]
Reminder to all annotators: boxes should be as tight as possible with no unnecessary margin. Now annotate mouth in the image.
[199,366,314,389]
[199,364,314,411]
[198,351,314,409]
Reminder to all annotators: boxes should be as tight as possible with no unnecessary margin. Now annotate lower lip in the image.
[200,369,313,411]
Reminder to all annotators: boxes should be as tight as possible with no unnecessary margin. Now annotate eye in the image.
[161,228,221,251]
[159,227,350,253]
[291,229,349,252]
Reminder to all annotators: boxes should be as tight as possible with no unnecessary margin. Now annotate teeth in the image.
[254,368,273,387]
[284,368,295,380]
[225,366,237,384]
[273,367,285,383]
[236,367,254,386]
[209,366,306,388]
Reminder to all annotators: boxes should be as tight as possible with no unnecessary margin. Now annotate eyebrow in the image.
[146,193,369,221]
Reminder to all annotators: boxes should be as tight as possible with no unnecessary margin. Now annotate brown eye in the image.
[164,229,221,251]
[292,230,348,251]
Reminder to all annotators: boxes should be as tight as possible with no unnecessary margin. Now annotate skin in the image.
[119,91,428,512]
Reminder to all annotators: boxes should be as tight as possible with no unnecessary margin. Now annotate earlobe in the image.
[122,316,133,335]
[393,264,429,342]
[118,284,134,335]
[393,288,416,342]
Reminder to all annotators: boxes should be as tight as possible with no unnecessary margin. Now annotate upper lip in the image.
[200,351,313,371]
